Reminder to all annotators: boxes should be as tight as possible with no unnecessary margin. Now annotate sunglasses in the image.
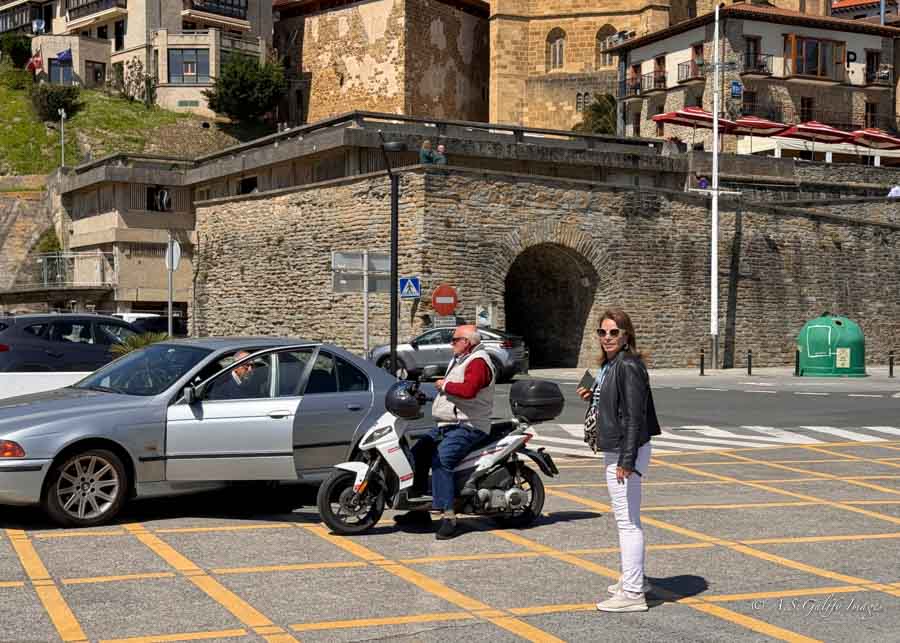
[595,328,623,338]
[450,337,468,344]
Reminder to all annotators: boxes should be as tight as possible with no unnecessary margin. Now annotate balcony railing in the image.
[783,58,846,83]
[865,66,893,86]
[740,101,898,134]
[677,61,705,83]
[620,78,641,99]
[183,0,247,20]
[641,71,666,93]
[66,0,126,21]
[19,252,117,289]
[742,53,773,76]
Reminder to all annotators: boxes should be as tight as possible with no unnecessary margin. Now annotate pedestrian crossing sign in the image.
[399,277,421,299]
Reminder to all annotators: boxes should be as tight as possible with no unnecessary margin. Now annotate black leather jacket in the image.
[592,351,661,470]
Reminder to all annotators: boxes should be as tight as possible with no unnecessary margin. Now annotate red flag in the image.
[26,49,43,73]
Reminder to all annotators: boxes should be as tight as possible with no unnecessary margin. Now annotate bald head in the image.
[456,325,481,345]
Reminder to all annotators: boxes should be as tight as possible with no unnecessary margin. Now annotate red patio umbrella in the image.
[651,106,735,147]
[849,128,900,150]
[731,115,787,154]
[776,121,851,159]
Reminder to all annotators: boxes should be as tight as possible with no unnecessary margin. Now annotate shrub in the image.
[0,33,31,69]
[120,57,156,107]
[203,55,286,123]
[30,83,81,121]
[0,63,31,90]
[110,332,169,356]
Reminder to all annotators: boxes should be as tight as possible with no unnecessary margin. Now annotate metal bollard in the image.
[747,349,752,376]
[700,349,705,376]
[794,349,800,377]
[891,351,895,378]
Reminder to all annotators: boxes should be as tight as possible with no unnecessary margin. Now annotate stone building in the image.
[1,0,270,116]
[272,0,490,125]
[607,2,900,160]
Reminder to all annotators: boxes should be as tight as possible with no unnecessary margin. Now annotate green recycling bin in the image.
[797,314,866,377]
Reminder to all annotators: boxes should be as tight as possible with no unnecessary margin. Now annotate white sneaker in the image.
[596,592,648,613]
[607,577,651,595]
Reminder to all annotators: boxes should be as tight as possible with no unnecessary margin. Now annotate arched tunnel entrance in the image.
[504,243,599,368]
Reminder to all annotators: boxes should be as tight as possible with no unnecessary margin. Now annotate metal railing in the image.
[620,78,641,98]
[740,101,899,134]
[677,61,704,82]
[21,252,117,289]
[183,0,247,20]
[641,71,667,92]
[865,66,893,86]
[742,53,773,75]
[66,0,126,21]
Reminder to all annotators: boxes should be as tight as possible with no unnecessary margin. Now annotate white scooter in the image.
[316,369,563,535]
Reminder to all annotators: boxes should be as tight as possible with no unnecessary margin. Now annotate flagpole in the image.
[711,2,721,368]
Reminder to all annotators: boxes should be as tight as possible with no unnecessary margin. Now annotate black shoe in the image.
[435,518,458,540]
[394,510,433,526]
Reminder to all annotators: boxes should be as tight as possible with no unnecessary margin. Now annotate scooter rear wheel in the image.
[493,465,545,529]
[317,469,385,535]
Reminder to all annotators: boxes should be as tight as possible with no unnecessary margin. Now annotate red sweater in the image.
[443,357,492,399]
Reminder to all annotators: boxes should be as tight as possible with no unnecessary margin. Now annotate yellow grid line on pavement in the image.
[0,581,25,588]
[546,476,900,488]
[155,524,297,535]
[298,523,565,643]
[212,561,368,575]
[803,446,900,470]
[485,525,821,643]
[290,611,474,632]
[33,530,127,539]
[62,572,178,585]
[99,628,249,643]
[121,524,299,643]
[4,529,88,643]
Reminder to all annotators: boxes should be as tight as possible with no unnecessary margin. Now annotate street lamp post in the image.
[377,131,405,377]
[58,108,67,167]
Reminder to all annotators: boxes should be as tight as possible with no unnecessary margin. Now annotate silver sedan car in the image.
[0,338,401,527]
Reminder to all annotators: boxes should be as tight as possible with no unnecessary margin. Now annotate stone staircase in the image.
[0,184,53,291]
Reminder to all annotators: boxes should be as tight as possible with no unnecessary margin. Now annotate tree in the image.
[30,83,81,122]
[203,55,287,123]
[110,332,169,356]
[572,93,617,135]
[121,58,157,107]
[0,33,31,69]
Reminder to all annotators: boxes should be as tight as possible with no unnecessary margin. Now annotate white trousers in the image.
[604,442,652,594]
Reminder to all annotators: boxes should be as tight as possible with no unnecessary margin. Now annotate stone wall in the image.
[404,0,489,121]
[193,166,900,368]
[0,192,54,291]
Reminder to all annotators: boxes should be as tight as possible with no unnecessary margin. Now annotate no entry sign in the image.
[431,283,458,316]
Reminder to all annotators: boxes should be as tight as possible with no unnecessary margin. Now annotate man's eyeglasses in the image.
[450,337,468,344]
[596,328,622,338]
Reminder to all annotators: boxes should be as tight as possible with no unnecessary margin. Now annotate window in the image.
[23,323,47,337]
[48,58,73,85]
[596,25,616,69]
[205,354,272,400]
[146,186,173,211]
[655,107,664,137]
[168,49,210,84]
[49,322,93,344]
[336,357,368,392]
[238,176,258,194]
[784,34,845,81]
[865,50,886,83]
[631,111,641,137]
[276,349,314,397]
[415,329,452,346]
[865,102,878,128]
[94,323,137,345]
[742,90,757,115]
[800,97,814,122]
[114,19,125,51]
[547,28,565,71]
[576,92,584,112]
[97,25,108,40]
[303,352,338,395]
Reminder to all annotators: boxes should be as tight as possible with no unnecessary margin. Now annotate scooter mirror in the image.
[421,365,442,380]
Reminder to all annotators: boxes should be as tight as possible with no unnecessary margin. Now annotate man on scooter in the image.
[395,324,496,539]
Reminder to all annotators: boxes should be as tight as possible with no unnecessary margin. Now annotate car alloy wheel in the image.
[54,452,122,522]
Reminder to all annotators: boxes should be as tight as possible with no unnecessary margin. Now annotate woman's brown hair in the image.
[598,307,642,365]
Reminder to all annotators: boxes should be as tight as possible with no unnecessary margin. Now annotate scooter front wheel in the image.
[317,469,385,535]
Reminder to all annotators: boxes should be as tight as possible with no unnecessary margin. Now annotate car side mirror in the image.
[410,341,419,349]
[422,365,442,380]
[183,385,198,404]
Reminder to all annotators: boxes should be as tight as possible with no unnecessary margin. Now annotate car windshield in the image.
[72,344,212,396]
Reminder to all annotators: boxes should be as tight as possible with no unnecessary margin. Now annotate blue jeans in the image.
[410,424,483,511]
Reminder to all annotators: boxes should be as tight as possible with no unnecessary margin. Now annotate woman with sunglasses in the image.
[576,308,660,613]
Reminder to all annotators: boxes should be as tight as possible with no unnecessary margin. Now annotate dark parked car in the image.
[130,315,188,337]
[0,314,138,372]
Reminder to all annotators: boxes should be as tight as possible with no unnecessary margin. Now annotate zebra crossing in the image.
[529,424,900,458]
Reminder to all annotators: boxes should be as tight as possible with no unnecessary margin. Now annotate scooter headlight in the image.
[363,426,394,445]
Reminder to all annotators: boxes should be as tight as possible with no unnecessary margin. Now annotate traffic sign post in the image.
[331,251,391,353]
[432,284,458,317]
[164,233,182,337]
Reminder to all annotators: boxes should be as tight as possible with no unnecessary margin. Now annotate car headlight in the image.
[0,440,25,458]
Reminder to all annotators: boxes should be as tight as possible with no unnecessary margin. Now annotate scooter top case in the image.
[509,380,565,423]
